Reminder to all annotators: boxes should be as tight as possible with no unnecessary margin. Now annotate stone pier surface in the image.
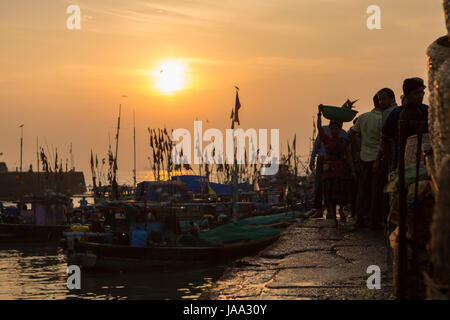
[200,218,394,300]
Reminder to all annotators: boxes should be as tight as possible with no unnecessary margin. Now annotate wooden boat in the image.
[62,202,288,271]
[0,195,71,242]
[67,234,280,271]
[0,224,68,241]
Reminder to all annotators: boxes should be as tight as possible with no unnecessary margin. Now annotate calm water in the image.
[0,242,226,300]
[0,171,229,300]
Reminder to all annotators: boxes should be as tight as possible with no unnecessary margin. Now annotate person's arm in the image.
[317,109,328,144]
[373,150,383,172]
[380,109,399,169]
[346,144,357,180]
[340,129,349,141]
[348,118,361,161]
[382,108,397,142]
[373,138,385,172]
[348,129,360,150]
[309,136,321,170]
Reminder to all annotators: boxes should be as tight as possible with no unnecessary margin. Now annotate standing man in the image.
[79,196,88,211]
[347,117,361,218]
[380,88,398,128]
[374,88,398,225]
[79,196,88,224]
[382,78,428,170]
[310,123,348,219]
[378,88,398,172]
[350,93,389,230]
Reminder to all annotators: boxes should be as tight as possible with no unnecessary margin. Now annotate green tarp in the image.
[239,210,301,225]
[178,211,302,247]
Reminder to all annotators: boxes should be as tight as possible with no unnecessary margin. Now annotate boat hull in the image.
[68,235,280,271]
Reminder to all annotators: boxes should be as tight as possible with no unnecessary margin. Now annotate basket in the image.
[319,104,358,122]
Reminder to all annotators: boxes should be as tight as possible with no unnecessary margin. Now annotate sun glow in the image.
[153,60,188,94]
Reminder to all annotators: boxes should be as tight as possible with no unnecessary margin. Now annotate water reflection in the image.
[0,242,225,300]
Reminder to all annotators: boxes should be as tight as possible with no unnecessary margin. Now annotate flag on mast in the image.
[233,86,241,125]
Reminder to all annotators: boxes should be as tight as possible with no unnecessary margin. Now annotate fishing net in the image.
[177,211,302,246]
[238,210,301,225]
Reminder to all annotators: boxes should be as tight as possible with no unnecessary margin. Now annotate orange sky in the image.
[0,0,446,182]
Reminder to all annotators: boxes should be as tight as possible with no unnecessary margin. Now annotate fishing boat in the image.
[0,194,71,242]
[67,235,280,271]
[63,201,295,271]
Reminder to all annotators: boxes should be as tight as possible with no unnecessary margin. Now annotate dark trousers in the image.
[380,158,390,224]
[313,156,324,210]
[350,179,358,217]
[356,160,386,227]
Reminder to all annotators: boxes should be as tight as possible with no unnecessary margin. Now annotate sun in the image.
[152,60,187,94]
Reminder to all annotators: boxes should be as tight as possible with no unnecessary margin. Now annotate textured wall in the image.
[426,0,450,299]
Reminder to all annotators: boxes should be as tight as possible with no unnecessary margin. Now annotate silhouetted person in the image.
[316,111,356,228]
[350,92,390,230]
[310,120,348,219]
[382,78,428,170]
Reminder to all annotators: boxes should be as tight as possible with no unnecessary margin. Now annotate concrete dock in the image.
[200,217,394,300]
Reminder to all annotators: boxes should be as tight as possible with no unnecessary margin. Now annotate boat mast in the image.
[19,124,24,173]
[231,86,240,223]
[133,109,137,189]
[112,104,121,200]
[36,137,40,195]
[308,115,316,174]
[70,142,74,171]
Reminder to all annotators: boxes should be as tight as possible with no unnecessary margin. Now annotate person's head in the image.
[403,78,426,107]
[400,94,406,105]
[377,88,396,110]
[328,121,342,138]
[373,93,380,109]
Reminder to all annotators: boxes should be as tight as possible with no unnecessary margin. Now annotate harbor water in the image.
[0,242,226,300]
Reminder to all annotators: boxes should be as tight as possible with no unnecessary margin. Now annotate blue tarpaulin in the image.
[171,175,249,195]
[135,181,186,201]
[171,175,208,192]
[209,182,250,195]
[136,175,250,200]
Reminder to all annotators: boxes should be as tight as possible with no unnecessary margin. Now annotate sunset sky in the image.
[0,0,446,183]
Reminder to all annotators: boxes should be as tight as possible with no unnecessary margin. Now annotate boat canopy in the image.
[171,175,208,192]
[95,201,143,221]
[135,180,186,201]
[209,182,250,195]
[135,175,251,201]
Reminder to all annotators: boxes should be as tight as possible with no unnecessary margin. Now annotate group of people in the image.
[309,77,428,229]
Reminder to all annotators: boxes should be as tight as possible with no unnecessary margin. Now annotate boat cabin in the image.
[15,196,70,226]
[135,180,186,202]
[88,201,208,246]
